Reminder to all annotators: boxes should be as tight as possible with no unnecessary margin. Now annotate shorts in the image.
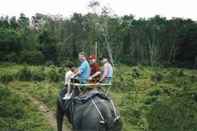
[103,77,112,84]
[74,77,88,84]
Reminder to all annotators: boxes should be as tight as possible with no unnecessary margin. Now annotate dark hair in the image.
[66,62,74,69]
[99,55,105,60]
[79,52,86,57]
[99,56,103,61]
[99,55,113,65]
[99,55,110,61]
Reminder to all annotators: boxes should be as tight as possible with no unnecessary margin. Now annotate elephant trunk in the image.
[56,99,64,131]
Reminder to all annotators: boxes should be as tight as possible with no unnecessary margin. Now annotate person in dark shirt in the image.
[88,55,101,83]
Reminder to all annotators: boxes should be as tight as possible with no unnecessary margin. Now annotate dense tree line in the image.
[0,12,197,68]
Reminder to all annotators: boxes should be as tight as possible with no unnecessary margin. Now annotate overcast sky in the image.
[0,0,197,20]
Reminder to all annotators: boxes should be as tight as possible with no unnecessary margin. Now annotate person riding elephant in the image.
[63,62,76,100]
[99,57,113,84]
[71,52,91,84]
[88,55,101,83]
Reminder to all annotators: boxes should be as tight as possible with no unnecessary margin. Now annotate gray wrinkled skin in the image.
[56,89,122,131]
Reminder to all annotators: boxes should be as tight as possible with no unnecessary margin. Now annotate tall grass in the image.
[0,83,53,130]
[0,65,65,83]
[1,64,197,131]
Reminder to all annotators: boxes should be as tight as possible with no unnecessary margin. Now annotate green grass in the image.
[0,83,53,131]
[8,81,62,111]
[0,64,197,131]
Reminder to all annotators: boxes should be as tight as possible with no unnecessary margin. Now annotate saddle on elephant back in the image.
[69,78,113,96]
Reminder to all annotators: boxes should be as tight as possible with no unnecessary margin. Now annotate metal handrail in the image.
[70,83,112,87]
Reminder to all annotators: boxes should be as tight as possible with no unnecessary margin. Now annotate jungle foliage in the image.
[0,12,197,68]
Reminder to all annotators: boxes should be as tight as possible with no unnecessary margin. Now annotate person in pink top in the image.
[99,57,113,84]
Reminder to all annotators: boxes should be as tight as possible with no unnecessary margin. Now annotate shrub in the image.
[17,66,32,81]
[4,52,18,62]
[151,72,163,82]
[169,69,185,78]
[131,66,141,79]
[120,92,147,130]
[17,66,48,81]
[20,50,45,65]
[146,94,197,131]
[178,69,185,77]
[0,73,15,83]
[0,84,25,119]
[148,88,162,96]
[45,61,54,66]
[45,65,62,82]
[31,67,45,81]
[190,75,197,83]
[0,84,53,130]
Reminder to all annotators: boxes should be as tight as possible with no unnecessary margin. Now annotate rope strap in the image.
[110,99,120,122]
[91,99,105,124]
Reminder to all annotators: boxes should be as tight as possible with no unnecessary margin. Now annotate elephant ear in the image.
[63,99,73,111]
[58,88,72,112]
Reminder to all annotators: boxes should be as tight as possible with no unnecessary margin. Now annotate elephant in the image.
[56,87,122,131]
